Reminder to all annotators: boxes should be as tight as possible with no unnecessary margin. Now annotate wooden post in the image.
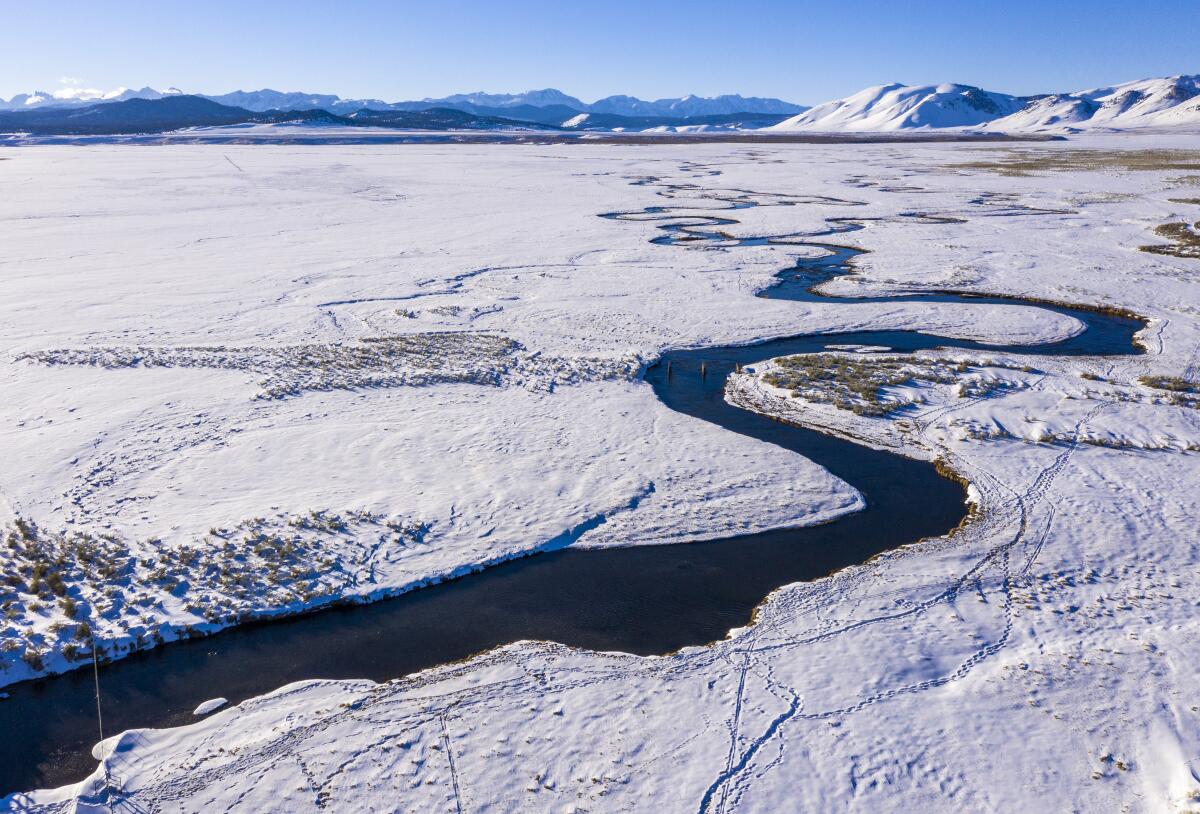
[92,636,104,746]
[92,633,116,799]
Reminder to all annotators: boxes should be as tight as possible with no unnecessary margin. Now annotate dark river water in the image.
[0,180,1144,797]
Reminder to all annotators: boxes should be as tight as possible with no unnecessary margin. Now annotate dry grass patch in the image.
[761,353,1030,416]
[1138,375,1198,394]
[952,149,1200,177]
[1140,220,1200,259]
[1,510,430,675]
[19,332,639,399]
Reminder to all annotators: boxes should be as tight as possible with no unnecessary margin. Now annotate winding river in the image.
[0,172,1144,795]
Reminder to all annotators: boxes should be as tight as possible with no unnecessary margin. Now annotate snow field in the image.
[5,135,1200,810]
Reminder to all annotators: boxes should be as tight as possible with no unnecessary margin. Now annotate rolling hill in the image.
[770,75,1200,132]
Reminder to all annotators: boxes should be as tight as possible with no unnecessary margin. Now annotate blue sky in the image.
[4,0,1198,103]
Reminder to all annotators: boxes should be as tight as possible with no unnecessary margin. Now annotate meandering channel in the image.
[0,172,1145,796]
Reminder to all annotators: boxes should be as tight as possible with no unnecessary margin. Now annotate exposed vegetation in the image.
[1138,374,1197,393]
[1137,375,1200,408]
[19,332,639,399]
[1,510,430,677]
[953,149,1200,177]
[1140,206,1200,259]
[762,353,1030,416]
[754,353,1200,450]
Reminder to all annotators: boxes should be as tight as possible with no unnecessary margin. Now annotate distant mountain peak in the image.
[4,75,1197,133]
[0,84,807,119]
[770,82,1023,131]
[770,75,1200,132]
[422,88,587,109]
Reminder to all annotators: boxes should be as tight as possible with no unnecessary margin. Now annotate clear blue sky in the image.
[4,0,1198,104]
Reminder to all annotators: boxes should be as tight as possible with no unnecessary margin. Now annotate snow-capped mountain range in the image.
[769,83,1025,131]
[770,75,1200,132]
[984,75,1200,131]
[0,85,185,110]
[419,89,807,117]
[0,86,806,118]
[2,75,1197,132]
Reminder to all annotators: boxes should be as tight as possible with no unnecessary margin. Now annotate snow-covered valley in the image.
[3,134,1200,811]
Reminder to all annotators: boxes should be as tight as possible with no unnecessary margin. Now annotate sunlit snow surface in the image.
[769,76,1200,132]
[4,134,1200,811]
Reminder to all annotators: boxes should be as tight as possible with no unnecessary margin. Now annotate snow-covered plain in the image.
[4,134,1200,811]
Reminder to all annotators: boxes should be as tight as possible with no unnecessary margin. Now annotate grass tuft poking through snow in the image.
[19,332,641,400]
[1,511,430,682]
[762,353,1032,416]
[953,148,1200,177]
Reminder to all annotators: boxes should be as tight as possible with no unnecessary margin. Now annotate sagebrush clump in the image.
[0,509,432,677]
[762,353,1029,416]
[19,332,640,399]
